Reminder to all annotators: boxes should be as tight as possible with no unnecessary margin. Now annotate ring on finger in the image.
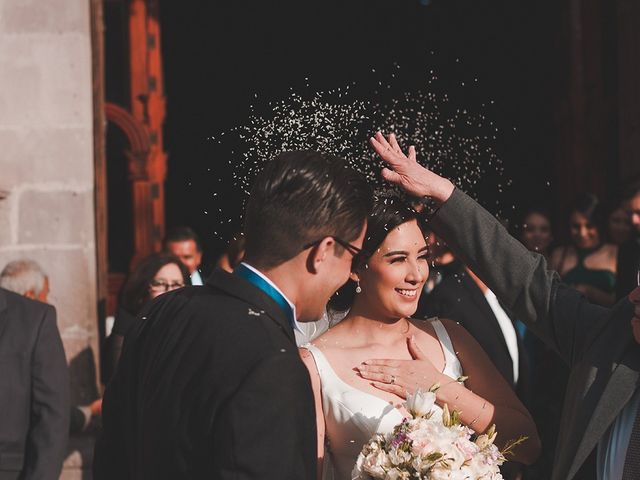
[390,375,396,385]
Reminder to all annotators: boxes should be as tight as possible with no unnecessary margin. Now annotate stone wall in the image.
[0,0,97,477]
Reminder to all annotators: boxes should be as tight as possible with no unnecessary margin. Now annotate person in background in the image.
[423,230,457,294]
[0,260,69,479]
[616,181,640,300]
[163,226,206,285]
[0,260,103,434]
[419,243,524,392]
[519,208,554,260]
[608,199,632,247]
[216,234,245,273]
[550,193,617,306]
[102,252,190,382]
[515,207,567,479]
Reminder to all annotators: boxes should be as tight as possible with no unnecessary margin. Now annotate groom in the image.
[93,151,372,479]
[365,132,640,480]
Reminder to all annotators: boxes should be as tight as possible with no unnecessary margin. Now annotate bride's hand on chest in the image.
[354,335,447,400]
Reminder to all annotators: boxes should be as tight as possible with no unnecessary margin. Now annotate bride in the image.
[300,193,540,479]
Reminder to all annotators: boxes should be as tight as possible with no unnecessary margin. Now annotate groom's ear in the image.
[306,236,335,274]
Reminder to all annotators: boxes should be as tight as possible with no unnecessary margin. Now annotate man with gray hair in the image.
[0,259,49,302]
[0,259,69,479]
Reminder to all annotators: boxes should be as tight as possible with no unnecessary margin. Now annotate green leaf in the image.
[425,452,444,462]
[450,410,461,425]
[501,435,529,458]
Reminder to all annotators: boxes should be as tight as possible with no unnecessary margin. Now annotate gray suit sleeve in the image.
[429,188,611,365]
[23,305,70,480]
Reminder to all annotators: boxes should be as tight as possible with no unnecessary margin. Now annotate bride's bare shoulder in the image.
[410,317,468,342]
[408,317,439,336]
[309,323,345,349]
[297,346,322,386]
[298,326,345,373]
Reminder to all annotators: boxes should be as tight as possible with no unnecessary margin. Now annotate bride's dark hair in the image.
[329,192,427,312]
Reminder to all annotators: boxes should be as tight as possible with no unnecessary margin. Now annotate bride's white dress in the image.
[304,318,464,480]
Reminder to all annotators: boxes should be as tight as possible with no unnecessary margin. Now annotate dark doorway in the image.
[160,0,555,264]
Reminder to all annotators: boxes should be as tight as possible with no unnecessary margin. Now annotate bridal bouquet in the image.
[352,388,523,480]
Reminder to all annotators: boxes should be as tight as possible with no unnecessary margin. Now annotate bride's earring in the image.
[355,281,362,294]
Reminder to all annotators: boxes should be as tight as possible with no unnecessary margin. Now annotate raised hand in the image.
[356,335,447,399]
[369,131,455,203]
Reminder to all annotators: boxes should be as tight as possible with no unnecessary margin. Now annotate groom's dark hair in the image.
[243,150,373,269]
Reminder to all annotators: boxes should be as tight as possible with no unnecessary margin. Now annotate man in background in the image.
[417,237,524,391]
[0,260,69,479]
[163,226,206,285]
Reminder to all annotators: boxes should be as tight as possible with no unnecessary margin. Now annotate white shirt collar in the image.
[239,262,303,333]
[190,270,203,286]
[483,289,519,384]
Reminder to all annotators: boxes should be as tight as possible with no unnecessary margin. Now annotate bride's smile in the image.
[395,288,417,298]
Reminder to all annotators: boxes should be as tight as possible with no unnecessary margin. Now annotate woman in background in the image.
[103,252,190,382]
[519,208,553,260]
[550,193,617,306]
[607,199,632,246]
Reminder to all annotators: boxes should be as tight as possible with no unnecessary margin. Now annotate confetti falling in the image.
[204,66,512,239]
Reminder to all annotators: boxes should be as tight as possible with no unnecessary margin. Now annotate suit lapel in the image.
[206,270,297,345]
[568,341,640,479]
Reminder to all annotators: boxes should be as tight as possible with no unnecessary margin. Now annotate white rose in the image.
[361,449,391,478]
[408,429,433,455]
[455,437,480,461]
[404,389,437,417]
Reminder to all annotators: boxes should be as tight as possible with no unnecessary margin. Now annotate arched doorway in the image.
[104,101,165,316]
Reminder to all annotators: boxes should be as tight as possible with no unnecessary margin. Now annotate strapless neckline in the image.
[307,343,406,417]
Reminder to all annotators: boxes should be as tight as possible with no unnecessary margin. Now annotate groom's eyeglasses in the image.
[303,236,363,257]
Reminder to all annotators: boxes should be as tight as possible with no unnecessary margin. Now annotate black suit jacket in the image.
[616,237,640,301]
[417,262,521,388]
[431,189,637,480]
[93,269,317,480]
[0,288,69,480]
